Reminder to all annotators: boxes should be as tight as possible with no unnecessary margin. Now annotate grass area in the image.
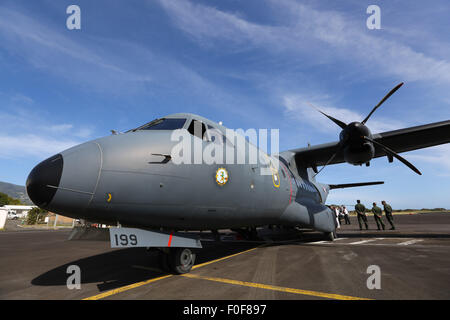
[350,210,450,216]
[19,223,73,229]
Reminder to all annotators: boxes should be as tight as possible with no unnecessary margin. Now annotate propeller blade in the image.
[361,82,404,125]
[314,144,344,176]
[363,136,422,175]
[307,102,347,129]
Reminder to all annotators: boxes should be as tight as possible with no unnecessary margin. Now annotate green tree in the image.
[27,207,48,225]
[0,192,23,206]
[0,192,8,206]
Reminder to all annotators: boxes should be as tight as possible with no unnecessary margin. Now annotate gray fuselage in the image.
[26,114,336,233]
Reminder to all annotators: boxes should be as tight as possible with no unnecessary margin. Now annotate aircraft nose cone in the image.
[26,154,64,208]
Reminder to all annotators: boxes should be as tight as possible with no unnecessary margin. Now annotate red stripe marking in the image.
[168,233,173,247]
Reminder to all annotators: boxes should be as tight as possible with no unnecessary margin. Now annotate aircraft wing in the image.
[292,120,450,167]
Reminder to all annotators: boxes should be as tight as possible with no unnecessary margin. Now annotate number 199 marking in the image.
[114,234,138,246]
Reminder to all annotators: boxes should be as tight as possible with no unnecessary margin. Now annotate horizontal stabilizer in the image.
[329,181,384,190]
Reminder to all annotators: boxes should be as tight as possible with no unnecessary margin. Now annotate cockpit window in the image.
[132,118,186,131]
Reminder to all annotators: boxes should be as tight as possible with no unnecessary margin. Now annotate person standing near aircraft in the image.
[355,200,368,230]
[335,206,342,225]
[331,206,340,229]
[371,202,385,230]
[382,200,396,230]
[342,206,351,225]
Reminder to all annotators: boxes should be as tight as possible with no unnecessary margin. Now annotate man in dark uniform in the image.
[371,202,385,230]
[355,200,368,230]
[382,200,396,230]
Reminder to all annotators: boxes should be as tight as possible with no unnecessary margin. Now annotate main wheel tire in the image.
[168,248,196,274]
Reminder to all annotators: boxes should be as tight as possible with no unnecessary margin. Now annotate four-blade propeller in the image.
[311,82,422,176]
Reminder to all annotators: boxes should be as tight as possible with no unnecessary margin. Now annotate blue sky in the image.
[0,0,449,209]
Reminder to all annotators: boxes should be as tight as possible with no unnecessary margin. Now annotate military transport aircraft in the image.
[26,83,450,273]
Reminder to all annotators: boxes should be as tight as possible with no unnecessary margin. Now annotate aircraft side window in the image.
[188,120,208,140]
[279,160,295,184]
[207,125,224,145]
[207,124,234,147]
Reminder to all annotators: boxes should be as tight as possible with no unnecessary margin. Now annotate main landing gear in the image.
[111,227,201,274]
[230,227,259,240]
[324,230,337,241]
[157,247,196,274]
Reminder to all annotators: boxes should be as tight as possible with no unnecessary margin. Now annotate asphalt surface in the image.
[0,212,449,300]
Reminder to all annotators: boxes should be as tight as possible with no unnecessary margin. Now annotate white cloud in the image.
[0,4,251,117]
[157,0,450,87]
[42,124,92,138]
[282,94,405,135]
[0,134,79,159]
[46,124,74,133]
[74,128,94,139]
[10,94,34,105]
[156,0,279,47]
[0,8,134,83]
[407,145,450,176]
[0,102,92,159]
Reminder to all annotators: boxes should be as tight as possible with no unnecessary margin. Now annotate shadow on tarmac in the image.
[31,213,450,292]
[31,242,258,292]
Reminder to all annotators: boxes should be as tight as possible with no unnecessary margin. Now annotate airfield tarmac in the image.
[0,212,449,300]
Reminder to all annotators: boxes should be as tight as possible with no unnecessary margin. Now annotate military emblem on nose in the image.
[215,168,229,186]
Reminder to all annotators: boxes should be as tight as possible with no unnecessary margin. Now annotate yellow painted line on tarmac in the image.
[180,273,372,300]
[192,247,260,270]
[82,274,173,300]
[82,246,260,300]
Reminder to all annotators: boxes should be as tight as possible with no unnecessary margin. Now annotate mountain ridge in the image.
[0,181,32,205]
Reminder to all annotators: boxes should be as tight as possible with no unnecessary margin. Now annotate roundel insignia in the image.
[271,168,280,188]
[215,168,229,186]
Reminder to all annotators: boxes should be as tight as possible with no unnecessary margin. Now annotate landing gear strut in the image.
[231,227,259,240]
[324,230,337,241]
[158,248,196,274]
